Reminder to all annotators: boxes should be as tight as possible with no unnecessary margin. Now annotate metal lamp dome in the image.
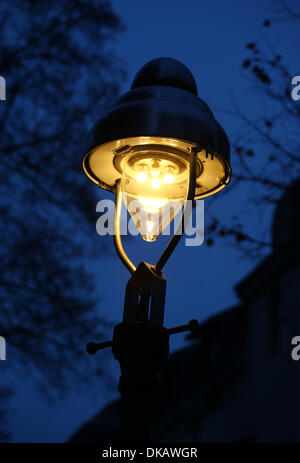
[83,57,231,200]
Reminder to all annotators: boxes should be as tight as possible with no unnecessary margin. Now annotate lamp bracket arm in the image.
[113,179,136,275]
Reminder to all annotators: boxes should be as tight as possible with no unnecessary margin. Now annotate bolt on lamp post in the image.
[83,58,231,442]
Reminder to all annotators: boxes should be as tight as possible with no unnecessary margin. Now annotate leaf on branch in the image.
[242,59,251,68]
[252,65,271,84]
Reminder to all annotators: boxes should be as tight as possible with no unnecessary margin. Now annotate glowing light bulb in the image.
[121,150,189,242]
[137,172,148,183]
[151,178,161,189]
[164,173,174,184]
[138,197,168,213]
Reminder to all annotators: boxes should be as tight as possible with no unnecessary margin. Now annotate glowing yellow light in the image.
[164,173,174,184]
[138,197,168,213]
[120,149,189,242]
[137,172,148,183]
[150,163,160,177]
[146,219,155,241]
[151,178,161,189]
[146,220,154,231]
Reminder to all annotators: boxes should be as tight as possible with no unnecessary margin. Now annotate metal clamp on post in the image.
[86,319,200,355]
[122,262,166,325]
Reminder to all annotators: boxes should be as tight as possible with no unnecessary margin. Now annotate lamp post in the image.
[83,58,231,442]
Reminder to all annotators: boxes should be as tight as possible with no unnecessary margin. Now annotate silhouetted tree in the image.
[207,0,300,257]
[0,0,125,440]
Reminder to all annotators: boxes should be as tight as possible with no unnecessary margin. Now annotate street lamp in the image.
[83,58,231,442]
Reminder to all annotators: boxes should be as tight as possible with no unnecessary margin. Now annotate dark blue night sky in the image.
[4,0,300,442]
